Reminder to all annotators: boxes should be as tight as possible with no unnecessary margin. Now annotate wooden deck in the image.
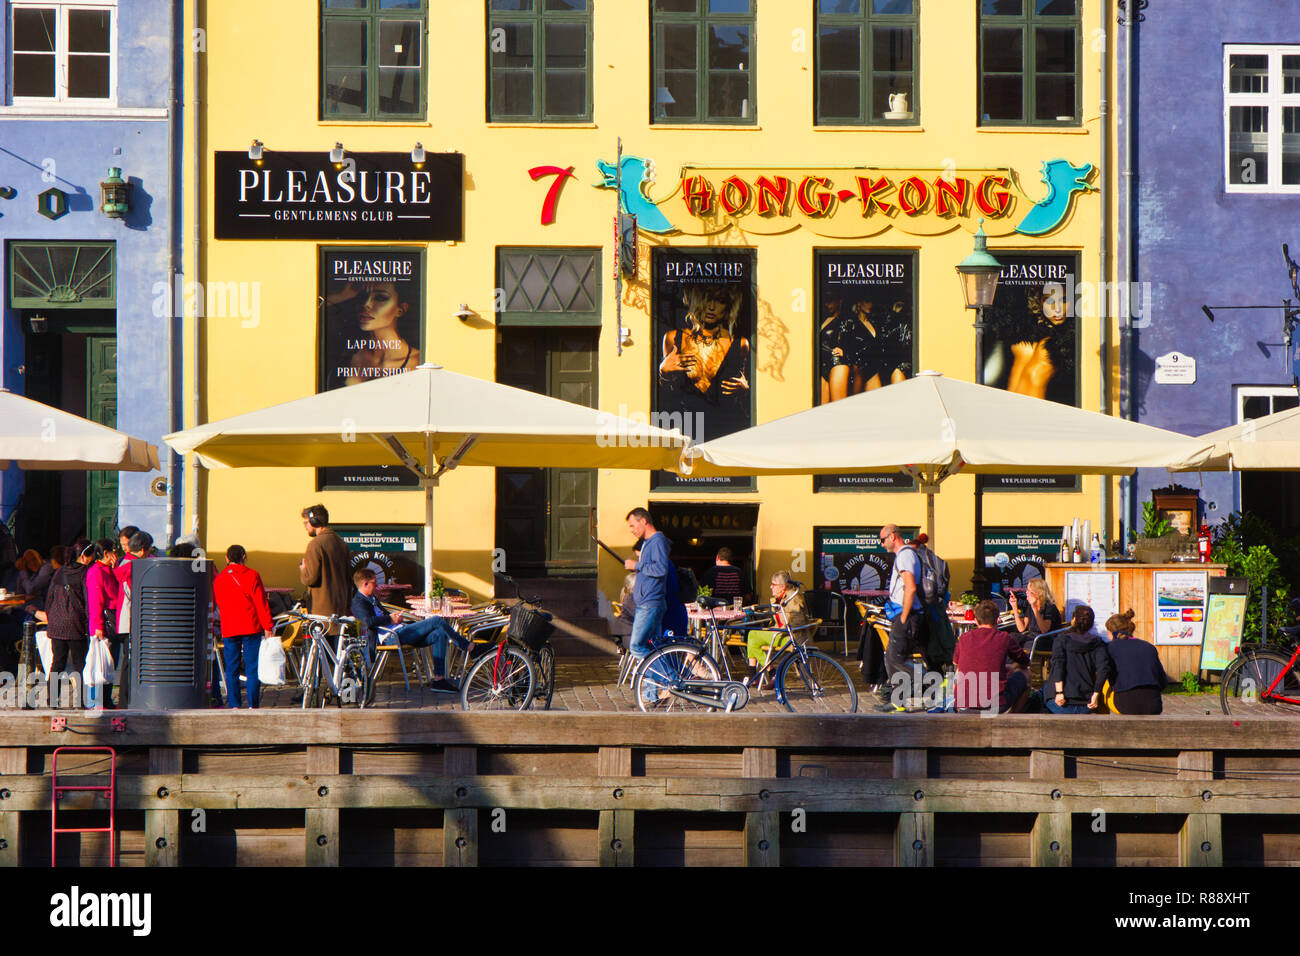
[3,697,1300,866]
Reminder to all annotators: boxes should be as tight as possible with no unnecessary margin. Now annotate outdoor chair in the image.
[803,590,848,655]
[1025,625,1073,691]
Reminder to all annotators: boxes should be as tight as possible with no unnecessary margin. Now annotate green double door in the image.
[86,336,119,542]
[495,328,598,575]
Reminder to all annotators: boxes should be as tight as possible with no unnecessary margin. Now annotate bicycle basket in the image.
[508,604,555,651]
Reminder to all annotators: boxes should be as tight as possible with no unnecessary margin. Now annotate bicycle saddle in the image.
[697,596,729,610]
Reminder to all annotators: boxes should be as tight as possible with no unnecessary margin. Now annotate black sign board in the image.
[214,151,463,241]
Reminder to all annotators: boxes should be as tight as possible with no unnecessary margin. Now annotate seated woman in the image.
[745,571,808,687]
[1105,609,1168,715]
[1008,577,1063,652]
[1045,605,1113,714]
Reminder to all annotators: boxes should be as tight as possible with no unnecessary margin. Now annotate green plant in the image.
[696,584,712,598]
[1141,502,1173,539]
[959,590,979,606]
[1211,522,1291,643]
[1179,671,1202,694]
[431,576,445,599]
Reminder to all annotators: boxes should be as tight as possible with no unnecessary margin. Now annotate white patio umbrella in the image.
[0,387,160,472]
[164,363,690,595]
[1179,405,1300,471]
[679,371,1216,546]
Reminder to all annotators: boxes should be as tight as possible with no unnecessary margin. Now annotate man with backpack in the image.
[878,524,956,707]
[42,542,95,707]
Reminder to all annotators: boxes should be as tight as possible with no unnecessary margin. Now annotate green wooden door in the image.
[495,327,598,574]
[85,336,118,542]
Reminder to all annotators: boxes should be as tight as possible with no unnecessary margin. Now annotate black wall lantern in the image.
[99,167,131,218]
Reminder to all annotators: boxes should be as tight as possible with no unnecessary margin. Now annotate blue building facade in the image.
[1124,1,1300,538]
[0,0,182,552]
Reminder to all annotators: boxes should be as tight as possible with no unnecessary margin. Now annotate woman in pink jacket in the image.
[83,540,119,707]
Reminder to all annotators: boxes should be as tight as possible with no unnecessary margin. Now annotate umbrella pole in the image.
[424,478,435,598]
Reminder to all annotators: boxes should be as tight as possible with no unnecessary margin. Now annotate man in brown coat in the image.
[299,504,351,616]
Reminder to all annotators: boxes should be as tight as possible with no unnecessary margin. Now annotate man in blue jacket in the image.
[623,507,682,661]
[351,568,467,693]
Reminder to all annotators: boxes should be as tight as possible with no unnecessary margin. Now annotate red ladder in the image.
[51,746,117,867]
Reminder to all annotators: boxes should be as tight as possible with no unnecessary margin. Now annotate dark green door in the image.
[495,328,598,574]
[86,336,118,542]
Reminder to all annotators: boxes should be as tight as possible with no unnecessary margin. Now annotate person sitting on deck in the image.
[1045,605,1112,714]
[350,568,467,694]
[1105,609,1169,715]
[952,600,1030,714]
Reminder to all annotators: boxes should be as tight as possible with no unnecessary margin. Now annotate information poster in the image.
[1063,571,1119,635]
[652,247,756,491]
[1200,593,1248,672]
[978,252,1080,491]
[1154,570,1209,646]
[813,251,915,492]
[336,525,424,593]
[815,526,918,593]
[318,248,425,489]
[982,527,1060,592]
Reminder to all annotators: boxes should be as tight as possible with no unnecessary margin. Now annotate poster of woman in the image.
[814,251,916,491]
[979,252,1080,492]
[652,248,755,490]
[318,248,425,489]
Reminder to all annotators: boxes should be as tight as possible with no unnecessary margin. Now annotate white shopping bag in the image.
[35,630,52,675]
[83,639,114,686]
[258,637,287,686]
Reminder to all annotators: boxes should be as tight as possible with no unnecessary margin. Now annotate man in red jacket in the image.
[212,545,276,709]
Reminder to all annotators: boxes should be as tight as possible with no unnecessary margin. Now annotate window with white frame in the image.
[1238,385,1299,422]
[10,1,115,105]
[1224,45,1300,192]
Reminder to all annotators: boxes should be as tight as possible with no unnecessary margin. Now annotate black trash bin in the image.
[128,557,210,710]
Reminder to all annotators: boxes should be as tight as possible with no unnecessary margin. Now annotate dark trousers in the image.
[884,612,927,684]
[1113,685,1162,715]
[49,638,88,708]
[223,633,262,708]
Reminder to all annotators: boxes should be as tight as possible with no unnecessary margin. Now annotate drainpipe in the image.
[1098,5,1111,544]
[188,0,202,538]
[164,0,180,548]
[1119,2,1139,546]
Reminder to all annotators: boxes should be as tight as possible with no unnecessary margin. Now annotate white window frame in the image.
[1224,44,1300,194]
[1236,384,1299,422]
[9,0,117,108]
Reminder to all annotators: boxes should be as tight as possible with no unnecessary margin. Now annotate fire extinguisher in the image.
[1198,523,1211,563]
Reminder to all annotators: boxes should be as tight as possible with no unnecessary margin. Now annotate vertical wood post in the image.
[893,748,932,866]
[443,745,478,867]
[305,745,340,867]
[1178,751,1221,866]
[598,747,633,867]
[0,748,25,867]
[743,748,779,866]
[145,747,181,867]
[1031,749,1070,866]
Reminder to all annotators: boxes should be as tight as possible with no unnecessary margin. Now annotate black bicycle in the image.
[460,575,556,711]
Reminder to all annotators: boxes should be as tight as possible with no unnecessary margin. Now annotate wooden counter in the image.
[1044,562,1227,678]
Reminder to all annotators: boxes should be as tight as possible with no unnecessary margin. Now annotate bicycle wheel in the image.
[635,643,722,713]
[338,641,370,709]
[777,649,858,714]
[1221,650,1300,715]
[302,647,326,710]
[537,644,555,711]
[461,644,536,711]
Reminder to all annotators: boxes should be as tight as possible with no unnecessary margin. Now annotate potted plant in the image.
[1135,503,1177,564]
[959,590,978,620]
[431,576,446,611]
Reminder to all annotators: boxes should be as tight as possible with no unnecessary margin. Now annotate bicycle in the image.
[293,612,372,710]
[635,599,858,714]
[460,576,556,711]
[1220,603,1300,715]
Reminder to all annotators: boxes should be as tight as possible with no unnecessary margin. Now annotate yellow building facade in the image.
[190,0,1115,610]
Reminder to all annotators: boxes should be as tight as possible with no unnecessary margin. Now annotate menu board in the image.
[1200,593,1248,672]
[1063,571,1119,635]
[1153,570,1209,646]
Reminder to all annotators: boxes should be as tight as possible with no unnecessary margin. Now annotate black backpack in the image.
[45,564,89,640]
